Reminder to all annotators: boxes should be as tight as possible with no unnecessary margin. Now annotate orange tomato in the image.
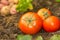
[37,8,51,20]
[18,12,42,34]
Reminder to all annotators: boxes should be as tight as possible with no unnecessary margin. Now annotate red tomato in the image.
[37,8,51,20]
[43,16,60,32]
[18,12,42,34]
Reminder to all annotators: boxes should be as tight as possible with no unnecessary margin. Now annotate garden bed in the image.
[0,0,60,40]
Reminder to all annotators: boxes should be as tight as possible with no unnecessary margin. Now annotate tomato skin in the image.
[43,16,60,32]
[37,8,51,20]
[18,12,42,34]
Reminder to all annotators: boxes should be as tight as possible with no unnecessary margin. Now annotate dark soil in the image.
[0,0,60,40]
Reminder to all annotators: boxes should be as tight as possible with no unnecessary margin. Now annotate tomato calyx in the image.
[23,14,36,27]
[43,11,50,19]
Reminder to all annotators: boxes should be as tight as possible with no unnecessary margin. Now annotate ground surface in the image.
[0,0,60,40]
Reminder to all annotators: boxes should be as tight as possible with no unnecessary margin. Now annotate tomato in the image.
[37,8,51,20]
[18,12,42,34]
[43,16,60,32]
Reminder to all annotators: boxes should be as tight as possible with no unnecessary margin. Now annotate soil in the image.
[0,0,60,40]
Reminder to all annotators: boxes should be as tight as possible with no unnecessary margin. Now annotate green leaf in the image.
[36,36,43,40]
[16,35,32,40]
[22,35,32,40]
[28,3,33,10]
[16,0,33,12]
[26,0,32,3]
[56,0,60,2]
[17,35,23,40]
[49,34,60,40]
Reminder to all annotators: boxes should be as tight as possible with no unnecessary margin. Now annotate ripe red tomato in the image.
[18,12,42,34]
[43,16,60,32]
[37,8,51,20]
